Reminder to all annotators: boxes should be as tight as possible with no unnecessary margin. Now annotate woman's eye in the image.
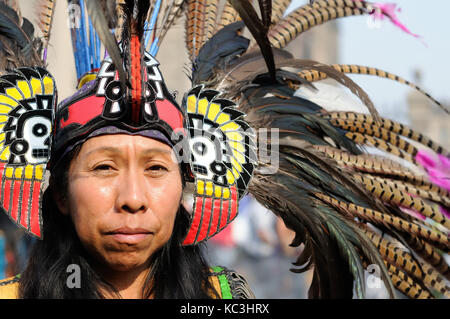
[147,165,168,172]
[94,164,113,171]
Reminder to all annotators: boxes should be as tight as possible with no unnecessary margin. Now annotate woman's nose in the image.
[115,167,149,214]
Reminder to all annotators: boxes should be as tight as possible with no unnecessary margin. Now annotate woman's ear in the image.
[53,189,69,215]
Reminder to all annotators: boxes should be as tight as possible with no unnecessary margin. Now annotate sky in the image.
[286,0,450,121]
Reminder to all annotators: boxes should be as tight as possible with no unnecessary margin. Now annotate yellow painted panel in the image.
[214,185,222,198]
[0,147,10,161]
[197,179,205,195]
[25,165,34,179]
[225,131,243,141]
[0,95,17,107]
[205,181,214,196]
[17,81,31,99]
[216,113,230,125]
[43,76,54,95]
[30,78,43,95]
[14,167,23,178]
[220,122,239,132]
[231,157,243,172]
[187,95,197,113]
[197,98,208,115]
[5,88,22,100]
[207,103,221,121]
[229,141,245,153]
[5,167,13,178]
[35,165,44,180]
[226,170,235,185]
[222,188,230,199]
[232,167,240,178]
[232,149,246,164]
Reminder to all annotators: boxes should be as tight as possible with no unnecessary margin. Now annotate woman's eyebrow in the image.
[84,146,173,158]
[142,148,173,156]
[84,146,120,158]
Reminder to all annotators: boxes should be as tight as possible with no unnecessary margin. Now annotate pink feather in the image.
[352,1,423,41]
[416,150,450,192]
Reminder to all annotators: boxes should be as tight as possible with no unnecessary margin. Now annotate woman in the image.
[1,0,449,299]
[0,69,255,299]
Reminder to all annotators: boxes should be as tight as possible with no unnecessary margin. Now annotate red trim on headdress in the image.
[60,95,106,129]
[207,199,222,238]
[182,196,204,245]
[20,180,31,228]
[218,199,230,230]
[2,179,11,213]
[10,180,21,222]
[130,35,142,124]
[30,181,41,237]
[229,186,238,221]
[196,197,213,243]
[156,99,185,134]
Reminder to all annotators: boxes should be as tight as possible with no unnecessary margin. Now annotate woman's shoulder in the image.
[209,266,255,299]
[0,275,20,299]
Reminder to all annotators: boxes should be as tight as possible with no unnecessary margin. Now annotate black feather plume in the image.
[228,0,276,81]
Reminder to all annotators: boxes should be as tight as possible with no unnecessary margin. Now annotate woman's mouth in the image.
[105,227,153,244]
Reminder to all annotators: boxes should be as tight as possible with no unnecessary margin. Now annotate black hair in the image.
[18,146,219,299]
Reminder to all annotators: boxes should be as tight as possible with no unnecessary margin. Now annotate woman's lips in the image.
[105,227,153,244]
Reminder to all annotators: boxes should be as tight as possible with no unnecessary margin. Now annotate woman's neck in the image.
[96,264,152,299]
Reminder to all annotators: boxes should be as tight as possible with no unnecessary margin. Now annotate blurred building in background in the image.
[407,69,450,150]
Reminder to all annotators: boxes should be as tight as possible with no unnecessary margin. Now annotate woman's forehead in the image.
[79,134,175,158]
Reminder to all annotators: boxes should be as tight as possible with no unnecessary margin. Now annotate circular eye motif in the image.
[105,80,122,101]
[10,139,29,155]
[210,161,227,176]
[193,141,207,156]
[32,123,48,137]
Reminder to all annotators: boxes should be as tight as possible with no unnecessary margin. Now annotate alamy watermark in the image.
[66,264,81,289]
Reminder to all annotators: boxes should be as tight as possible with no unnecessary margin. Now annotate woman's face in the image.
[59,134,182,272]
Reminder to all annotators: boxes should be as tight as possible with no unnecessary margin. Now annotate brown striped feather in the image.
[271,0,291,25]
[215,1,240,32]
[268,6,366,49]
[316,193,449,251]
[186,0,207,60]
[324,112,450,156]
[297,64,448,114]
[384,262,433,299]
[36,0,56,47]
[353,174,450,230]
[331,119,420,159]
[406,237,450,281]
[361,228,450,297]
[201,0,219,44]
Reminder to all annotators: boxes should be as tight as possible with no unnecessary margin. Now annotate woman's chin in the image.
[101,252,151,272]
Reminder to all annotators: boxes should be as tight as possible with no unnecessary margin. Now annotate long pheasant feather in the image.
[215,1,240,32]
[353,174,450,230]
[186,0,207,60]
[362,227,450,297]
[271,0,291,25]
[37,0,55,56]
[316,193,449,251]
[324,112,450,156]
[268,6,366,49]
[86,0,127,90]
[385,262,433,299]
[298,64,448,114]
[202,0,219,45]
